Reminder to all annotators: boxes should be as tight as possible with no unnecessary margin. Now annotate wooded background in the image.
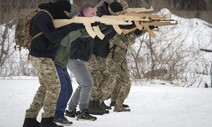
[0,0,212,24]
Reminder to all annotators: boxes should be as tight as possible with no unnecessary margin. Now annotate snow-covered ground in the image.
[0,78,212,127]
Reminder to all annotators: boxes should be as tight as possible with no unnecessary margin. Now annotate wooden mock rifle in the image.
[53,6,178,39]
[118,12,178,37]
[53,16,131,39]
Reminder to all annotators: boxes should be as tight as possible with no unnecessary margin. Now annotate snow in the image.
[0,78,212,127]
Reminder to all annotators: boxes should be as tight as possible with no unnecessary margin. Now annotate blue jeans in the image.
[54,64,73,119]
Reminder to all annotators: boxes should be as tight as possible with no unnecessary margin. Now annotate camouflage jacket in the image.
[108,33,137,62]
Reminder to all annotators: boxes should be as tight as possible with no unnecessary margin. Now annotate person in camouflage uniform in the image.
[106,33,138,112]
[88,0,132,114]
[22,1,82,127]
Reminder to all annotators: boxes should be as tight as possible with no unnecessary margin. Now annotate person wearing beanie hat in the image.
[109,2,124,13]
[115,0,129,11]
[22,1,83,127]
[108,0,129,15]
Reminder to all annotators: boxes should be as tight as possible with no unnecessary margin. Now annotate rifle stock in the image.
[53,16,131,28]
[127,6,154,13]
[53,19,74,28]
[125,13,168,20]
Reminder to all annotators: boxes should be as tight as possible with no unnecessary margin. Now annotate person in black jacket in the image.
[22,1,83,127]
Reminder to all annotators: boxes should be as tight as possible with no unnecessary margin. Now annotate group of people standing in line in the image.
[22,0,145,127]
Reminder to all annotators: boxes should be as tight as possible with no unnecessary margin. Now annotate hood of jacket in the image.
[38,1,71,19]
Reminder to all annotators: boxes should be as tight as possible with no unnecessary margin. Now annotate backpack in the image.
[15,9,53,51]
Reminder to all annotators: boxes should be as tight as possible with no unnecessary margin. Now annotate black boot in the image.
[88,100,105,115]
[110,101,129,108]
[77,109,97,121]
[39,117,63,127]
[100,101,112,110]
[23,118,40,127]
[95,100,110,114]
[110,101,116,107]
[65,109,77,118]
[122,103,129,108]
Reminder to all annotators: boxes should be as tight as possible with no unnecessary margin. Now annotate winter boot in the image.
[114,104,131,112]
[95,100,109,114]
[110,101,129,108]
[98,101,110,114]
[100,101,111,110]
[110,101,116,107]
[39,117,63,127]
[65,109,78,118]
[53,117,72,126]
[122,104,129,108]
[88,100,105,115]
[77,109,97,121]
[23,118,40,127]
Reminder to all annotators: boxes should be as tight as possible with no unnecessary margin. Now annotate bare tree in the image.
[173,0,207,10]
[0,22,15,67]
[127,36,146,79]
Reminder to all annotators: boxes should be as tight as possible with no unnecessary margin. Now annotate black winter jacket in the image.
[91,2,117,58]
[93,25,116,58]
[29,2,83,59]
[69,37,95,61]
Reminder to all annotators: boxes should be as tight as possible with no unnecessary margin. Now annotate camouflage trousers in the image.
[25,55,61,118]
[88,56,111,101]
[110,59,131,107]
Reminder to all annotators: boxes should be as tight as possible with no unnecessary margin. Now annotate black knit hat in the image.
[109,1,123,13]
[53,0,72,19]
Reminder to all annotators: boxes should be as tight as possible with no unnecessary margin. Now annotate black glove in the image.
[134,29,142,36]
[91,22,101,27]
[149,25,158,30]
